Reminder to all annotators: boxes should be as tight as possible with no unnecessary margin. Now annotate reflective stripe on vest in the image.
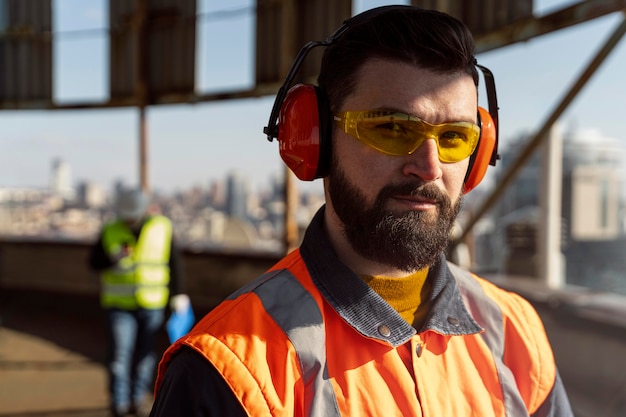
[101,216,172,309]
[250,270,341,417]
[449,262,529,416]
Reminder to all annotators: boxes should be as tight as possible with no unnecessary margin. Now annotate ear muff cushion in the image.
[464,106,496,193]
[277,84,323,181]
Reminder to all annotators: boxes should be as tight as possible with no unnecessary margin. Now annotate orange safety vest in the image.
[156,210,564,417]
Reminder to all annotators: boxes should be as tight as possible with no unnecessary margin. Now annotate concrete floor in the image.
[0,308,108,417]
[0,290,168,417]
[0,327,109,416]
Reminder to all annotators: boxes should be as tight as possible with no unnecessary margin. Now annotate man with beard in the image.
[149,6,573,417]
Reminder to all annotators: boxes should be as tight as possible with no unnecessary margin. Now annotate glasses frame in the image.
[333,110,481,162]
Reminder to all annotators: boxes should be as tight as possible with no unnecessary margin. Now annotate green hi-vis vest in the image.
[100,215,173,310]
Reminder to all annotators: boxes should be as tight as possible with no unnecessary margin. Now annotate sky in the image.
[1,0,625,195]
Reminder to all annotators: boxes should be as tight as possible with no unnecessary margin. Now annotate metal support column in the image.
[281,0,300,254]
[135,0,149,192]
[538,123,565,288]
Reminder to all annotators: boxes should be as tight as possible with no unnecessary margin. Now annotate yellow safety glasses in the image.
[333,110,480,163]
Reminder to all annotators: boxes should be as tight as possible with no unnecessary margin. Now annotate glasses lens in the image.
[346,112,479,162]
[434,123,480,162]
[355,113,425,155]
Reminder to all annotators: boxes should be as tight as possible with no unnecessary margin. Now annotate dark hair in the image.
[318,7,478,112]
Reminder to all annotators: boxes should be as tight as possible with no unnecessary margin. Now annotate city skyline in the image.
[2,123,625,296]
[0,154,298,199]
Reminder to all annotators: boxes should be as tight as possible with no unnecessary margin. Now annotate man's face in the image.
[324,59,476,273]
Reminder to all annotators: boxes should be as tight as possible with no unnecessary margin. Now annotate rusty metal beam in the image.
[475,0,626,53]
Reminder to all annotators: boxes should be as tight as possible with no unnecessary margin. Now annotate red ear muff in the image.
[464,106,496,194]
[277,83,330,181]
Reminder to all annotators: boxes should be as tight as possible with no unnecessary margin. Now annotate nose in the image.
[401,137,442,181]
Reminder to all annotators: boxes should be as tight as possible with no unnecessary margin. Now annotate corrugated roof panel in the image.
[0,0,52,106]
[255,0,351,88]
[109,0,196,104]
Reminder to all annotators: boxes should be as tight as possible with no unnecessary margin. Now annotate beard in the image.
[328,163,462,272]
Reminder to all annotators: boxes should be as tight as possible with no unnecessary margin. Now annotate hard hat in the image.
[115,188,150,221]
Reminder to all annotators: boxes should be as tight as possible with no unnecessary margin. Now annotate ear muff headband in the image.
[464,107,496,193]
[265,5,500,186]
[475,63,500,166]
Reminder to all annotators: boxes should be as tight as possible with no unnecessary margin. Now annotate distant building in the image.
[225,170,248,220]
[76,181,108,209]
[478,127,626,292]
[207,179,226,210]
[0,187,60,236]
[50,158,75,200]
[562,130,624,242]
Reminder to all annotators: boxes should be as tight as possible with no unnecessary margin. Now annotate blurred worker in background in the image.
[88,187,189,417]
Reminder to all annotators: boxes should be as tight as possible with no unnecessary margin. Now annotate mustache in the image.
[377,182,450,205]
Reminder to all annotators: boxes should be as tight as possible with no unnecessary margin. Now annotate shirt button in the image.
[378,324,391,337]
[416,343,423,357]
[447,316,460,326]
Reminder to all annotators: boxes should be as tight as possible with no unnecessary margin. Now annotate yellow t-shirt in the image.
[361,269,431,329]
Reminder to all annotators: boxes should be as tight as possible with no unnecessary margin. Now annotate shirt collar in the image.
[299,206,482,347]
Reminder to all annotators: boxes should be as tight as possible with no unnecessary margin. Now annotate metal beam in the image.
[0,84,279,111]
[475,0,626,53]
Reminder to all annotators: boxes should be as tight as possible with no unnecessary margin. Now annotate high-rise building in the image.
[50,158,75,200]
[76,181,107,209]
[561,129,624,241]
[225,170,248,220]
[479,127,626,292]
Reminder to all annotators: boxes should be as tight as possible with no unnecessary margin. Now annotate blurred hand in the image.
[110,244,132,265]
[170,294,191,314]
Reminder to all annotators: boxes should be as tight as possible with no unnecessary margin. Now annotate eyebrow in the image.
[369,106,477,125]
